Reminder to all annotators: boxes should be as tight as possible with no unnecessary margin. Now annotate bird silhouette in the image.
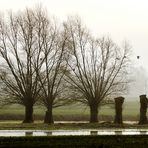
[137,56,140,59]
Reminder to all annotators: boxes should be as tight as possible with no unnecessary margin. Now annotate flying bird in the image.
[137,56,140,59]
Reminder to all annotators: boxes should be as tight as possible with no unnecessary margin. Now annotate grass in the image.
[0,101,140,121]
[1,120,148,130]
[1,135,148,148]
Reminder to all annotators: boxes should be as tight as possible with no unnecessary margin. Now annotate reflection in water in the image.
[45,131,52,136]
[115,131,122,135]
[140,131,147,135]
[90,131,98,135]
[25,132,33,136]
[1,129,148,137]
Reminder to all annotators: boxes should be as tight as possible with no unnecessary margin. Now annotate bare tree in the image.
[64,17,131,123]
[33,14,69,123]
[0,8,45,123]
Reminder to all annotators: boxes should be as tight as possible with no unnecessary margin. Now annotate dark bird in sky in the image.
[137,56,140,59]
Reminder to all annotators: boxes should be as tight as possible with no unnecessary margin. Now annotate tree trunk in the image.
[139,95,148,125]
[23,104,33,123]
[44,106,54,124]
[90,105,98,123]
[114,96,124,124]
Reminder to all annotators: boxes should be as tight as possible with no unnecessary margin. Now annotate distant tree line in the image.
[0,7,131,123]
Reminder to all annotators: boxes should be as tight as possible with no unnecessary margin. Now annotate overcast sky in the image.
[0,0,148,70]
[0,0,148,97]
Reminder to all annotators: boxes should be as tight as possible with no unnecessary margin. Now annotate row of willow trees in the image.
[0,7,131,123]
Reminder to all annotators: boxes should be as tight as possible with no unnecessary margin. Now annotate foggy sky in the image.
[0,0,148,99]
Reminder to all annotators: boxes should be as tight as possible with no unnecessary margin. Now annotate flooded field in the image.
[0,129,148,137]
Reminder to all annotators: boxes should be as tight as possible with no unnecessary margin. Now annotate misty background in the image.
[0,0,148,101]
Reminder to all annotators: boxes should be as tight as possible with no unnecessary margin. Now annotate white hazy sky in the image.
[0,0,148,70]
[0,0,148,98]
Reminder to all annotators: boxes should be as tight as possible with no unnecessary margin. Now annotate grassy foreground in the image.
[1,121,148,130]
[1,135,148,148]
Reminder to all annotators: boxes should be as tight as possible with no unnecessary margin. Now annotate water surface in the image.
[0,129,147,137]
